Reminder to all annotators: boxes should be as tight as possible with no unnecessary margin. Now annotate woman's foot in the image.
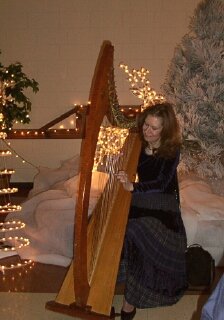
[120,308,136,320]
[120,299,136,320]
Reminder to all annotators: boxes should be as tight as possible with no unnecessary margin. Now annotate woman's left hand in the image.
[115,171,134,191]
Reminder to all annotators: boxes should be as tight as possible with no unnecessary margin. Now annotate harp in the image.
[46,41,141,319]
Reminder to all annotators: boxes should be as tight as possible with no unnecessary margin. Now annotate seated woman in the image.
[116,102,187,320]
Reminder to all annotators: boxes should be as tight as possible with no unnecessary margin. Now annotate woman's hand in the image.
[115,170,134,192]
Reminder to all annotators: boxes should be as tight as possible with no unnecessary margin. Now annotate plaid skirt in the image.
[117,193,187,309]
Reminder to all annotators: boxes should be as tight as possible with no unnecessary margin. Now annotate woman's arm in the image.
[133,152,180,193]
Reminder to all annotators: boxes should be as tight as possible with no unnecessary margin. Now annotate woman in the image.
[116,102,187,320]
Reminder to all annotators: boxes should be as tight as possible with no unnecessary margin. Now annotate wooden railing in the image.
[6,105,140,139]
[6,105,87,139]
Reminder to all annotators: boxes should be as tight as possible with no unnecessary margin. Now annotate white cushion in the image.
[64,171,109,199]
[29,155,80,197]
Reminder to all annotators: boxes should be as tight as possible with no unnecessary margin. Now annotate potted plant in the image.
[0,51,39,204]
[0,51,39,131]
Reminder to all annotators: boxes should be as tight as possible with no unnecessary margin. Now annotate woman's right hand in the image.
[115,170,134,192]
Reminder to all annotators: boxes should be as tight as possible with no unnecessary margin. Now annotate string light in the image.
[0,236,30,251]
[0,220,25,232]
[0,64,38,274]
[0,74,15,110]
[0,169,15,175]
[0,118,31,272]
[0,187,18,194]
[5,104,87,139]
[0,150,12,156]
[0,132,7,139]
[0,259,33,273]
[0,204,21,214]
[1,137,38,169]
[119,63,165,111]
[93,126,129,171]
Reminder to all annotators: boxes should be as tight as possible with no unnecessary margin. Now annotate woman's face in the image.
[142,115,163,146]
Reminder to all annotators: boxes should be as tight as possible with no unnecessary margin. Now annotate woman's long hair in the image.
[137,102,181,158]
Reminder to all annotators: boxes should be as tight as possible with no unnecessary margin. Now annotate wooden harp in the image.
[46,41,141,319]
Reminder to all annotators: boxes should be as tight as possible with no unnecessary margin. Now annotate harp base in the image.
[45,300,117,320]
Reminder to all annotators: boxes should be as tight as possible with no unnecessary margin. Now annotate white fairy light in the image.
[0,204,21,214]
[0,169,15,175]
[0,236,30,252]
[93,126,129,171]
[119,63,165,111]
[0,220,25,232]
[0,187,18,194]
[0,259,33,273]
[0,150,12,156]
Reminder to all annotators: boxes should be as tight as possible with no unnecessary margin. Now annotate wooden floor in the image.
[0,253,223,295]
[0,255,68,293]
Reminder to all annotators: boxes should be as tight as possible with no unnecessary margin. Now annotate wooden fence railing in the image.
[6,105,140,139]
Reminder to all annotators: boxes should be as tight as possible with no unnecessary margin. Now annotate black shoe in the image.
[120,308,136,320]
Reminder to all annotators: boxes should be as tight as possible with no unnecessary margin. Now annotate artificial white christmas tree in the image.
[162,0,224,179]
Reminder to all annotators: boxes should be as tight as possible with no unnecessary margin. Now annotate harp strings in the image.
[88,131,129,279]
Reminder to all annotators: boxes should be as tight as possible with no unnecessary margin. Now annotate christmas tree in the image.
[162,0,224,179]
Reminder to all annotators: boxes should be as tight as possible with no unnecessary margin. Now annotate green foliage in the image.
[162,0,224,178]
[0,52,39,131]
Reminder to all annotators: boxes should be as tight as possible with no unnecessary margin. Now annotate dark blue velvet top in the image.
[129,148,183,232]
[133,148,180,195]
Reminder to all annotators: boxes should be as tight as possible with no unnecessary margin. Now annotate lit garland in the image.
[1,262,34,282]
[0,187,18,194]
[0,236,30,251]
[0,131,23,214]
[0,259,33,273]
[0,73,15,107]
[0,220,25,232]
[0,150,12,156]
[0,131,7,139]
[1,137,38,169]
[0,110,32,271]
[0,204,21,213]
[119,63,166,111]
[0,169,15,175]
[2,103,88,141]
[0,127,39,171]
[0,203,13,214]
[93,126,129,171]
